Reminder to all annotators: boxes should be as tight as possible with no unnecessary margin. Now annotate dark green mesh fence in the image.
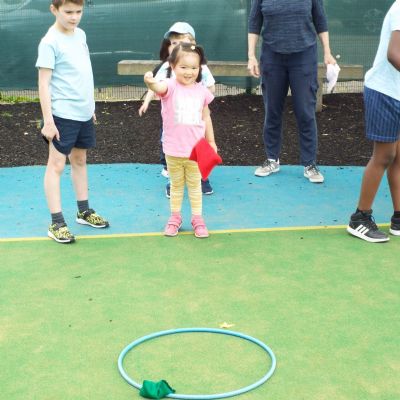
[0,0,393,99]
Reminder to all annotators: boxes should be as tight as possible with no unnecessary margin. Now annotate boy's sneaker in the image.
[48,222,75,244]
[390,216,400,236]
[76,209,109,228]
[161,166,169,178]
[347,210,389,243]
[254,159,280,177]
[191,215,209,238]
[201,179,213,195]
[304,164,324,183]
[164,214,182,237]
[165,183,170,199]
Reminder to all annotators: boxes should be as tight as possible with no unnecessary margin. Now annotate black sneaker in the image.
[347,210,389,243]
[390,216,400,236]
[165,182,170,199]
[201,179,213,195]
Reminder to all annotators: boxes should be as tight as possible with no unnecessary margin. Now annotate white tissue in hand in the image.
[326,63,341,93]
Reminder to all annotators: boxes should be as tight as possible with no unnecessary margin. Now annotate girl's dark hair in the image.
[151,39,171,76]
[167,43,207,83]
[159,38,171,62]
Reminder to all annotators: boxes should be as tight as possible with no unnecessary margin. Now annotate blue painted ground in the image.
[0,164,392,239]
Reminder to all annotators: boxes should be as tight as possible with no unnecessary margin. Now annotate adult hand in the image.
[324,53,337,65]
[41,121,59,141]
[247,56,260,78]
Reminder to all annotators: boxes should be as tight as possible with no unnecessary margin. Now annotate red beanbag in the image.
[189,138,222,180]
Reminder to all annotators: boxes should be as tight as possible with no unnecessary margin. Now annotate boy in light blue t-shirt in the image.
[36,0,109,244]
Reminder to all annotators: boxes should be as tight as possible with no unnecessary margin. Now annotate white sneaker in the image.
[304,164,324,183]
[161,166,169,178]
[254,159,280,177]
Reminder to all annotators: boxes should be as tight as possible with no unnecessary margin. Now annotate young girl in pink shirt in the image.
[144,43,217,238]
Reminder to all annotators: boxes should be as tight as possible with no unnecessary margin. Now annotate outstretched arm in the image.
[144,71,168,95]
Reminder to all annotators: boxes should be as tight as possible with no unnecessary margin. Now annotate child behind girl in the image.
[144,43,218,238]
[139,22,216,196]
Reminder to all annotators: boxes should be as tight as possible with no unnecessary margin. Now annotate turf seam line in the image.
[0,223,391,242]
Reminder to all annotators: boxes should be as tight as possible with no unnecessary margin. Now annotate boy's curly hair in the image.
[168,43,207,83]
[52,0,84,9]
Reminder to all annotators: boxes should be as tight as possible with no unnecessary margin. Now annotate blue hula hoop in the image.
[117,327,276,399]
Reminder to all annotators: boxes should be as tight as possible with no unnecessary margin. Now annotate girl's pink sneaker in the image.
[164,214,182,237]
[191,215,209,238]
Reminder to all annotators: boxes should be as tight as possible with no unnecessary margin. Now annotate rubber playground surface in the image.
[1,164,399,400]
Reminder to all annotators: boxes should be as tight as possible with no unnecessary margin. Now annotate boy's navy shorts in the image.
[42,115,96,155]
[364,86,400,143]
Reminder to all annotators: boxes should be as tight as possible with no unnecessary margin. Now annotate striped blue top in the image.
[248,0,328,54]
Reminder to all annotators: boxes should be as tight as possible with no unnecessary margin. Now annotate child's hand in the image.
[41,121,60,141]
[138,102,148,116]
[144,72,167,95]
[209,141,218,154]
[144,71,156,85]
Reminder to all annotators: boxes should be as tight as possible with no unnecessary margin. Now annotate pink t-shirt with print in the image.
[161,78,214,158]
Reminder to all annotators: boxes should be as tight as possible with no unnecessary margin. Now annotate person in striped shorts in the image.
[347,1,400,243]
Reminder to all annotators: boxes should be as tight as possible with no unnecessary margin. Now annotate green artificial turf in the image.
[1,228,399,400]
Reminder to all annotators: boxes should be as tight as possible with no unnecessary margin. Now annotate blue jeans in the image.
[260,43,318,166]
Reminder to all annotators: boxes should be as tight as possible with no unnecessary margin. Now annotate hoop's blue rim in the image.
[117,327,276,399]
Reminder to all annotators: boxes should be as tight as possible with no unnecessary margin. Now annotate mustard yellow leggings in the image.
[166,155,202,215]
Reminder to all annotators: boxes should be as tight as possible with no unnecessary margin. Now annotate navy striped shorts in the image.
[364,86,400,142]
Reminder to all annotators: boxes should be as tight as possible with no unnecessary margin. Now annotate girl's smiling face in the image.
[172,52,201,86]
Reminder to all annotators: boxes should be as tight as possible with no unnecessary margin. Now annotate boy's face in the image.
[168,34,195,55]
[51,2,83,33]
